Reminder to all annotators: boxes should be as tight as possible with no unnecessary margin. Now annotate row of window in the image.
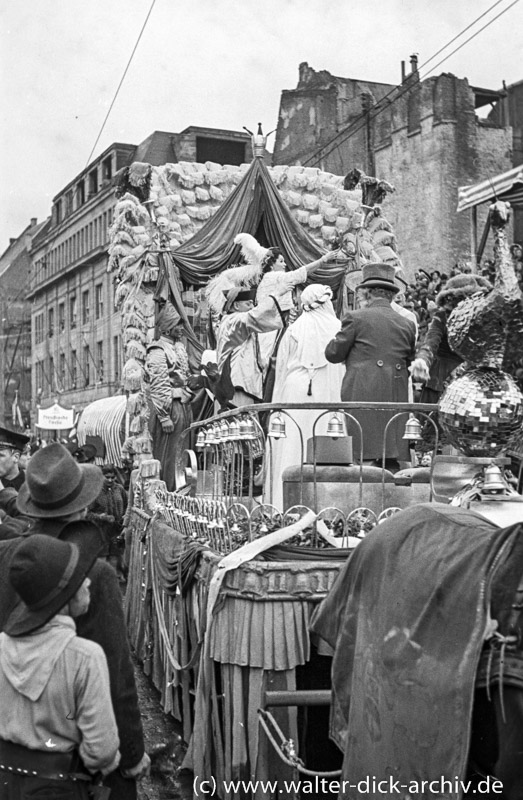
[34,337,120,393]
[34,210,113,280]
[35,285,105,343]
[54,156,113,224]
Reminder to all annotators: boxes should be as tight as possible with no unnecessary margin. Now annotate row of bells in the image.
[267,412,424,441]
[195,416,258,448]
[195,413,424,445]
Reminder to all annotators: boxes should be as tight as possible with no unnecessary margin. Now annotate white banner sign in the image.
[37,403,74,430]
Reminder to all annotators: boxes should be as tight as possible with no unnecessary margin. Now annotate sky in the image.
[1,0,522,253]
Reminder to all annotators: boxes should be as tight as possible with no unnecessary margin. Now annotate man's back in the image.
[0,520,145,773]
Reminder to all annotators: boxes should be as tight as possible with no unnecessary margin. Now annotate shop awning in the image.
[457,164,523,212]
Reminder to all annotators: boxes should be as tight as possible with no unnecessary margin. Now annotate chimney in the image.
[410,54,418,73]
[9,238,16,246]
[401,60,406,82]
[30,217,37,227]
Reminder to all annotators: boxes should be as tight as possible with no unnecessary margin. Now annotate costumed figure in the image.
[206,275,289,408]
[325,262,417,469]
[410,274,492,451]
[410,274,492,404]
[223,233,337,401]
[265,284,345,510]
[144,302,192,491]
[438,201,523,456]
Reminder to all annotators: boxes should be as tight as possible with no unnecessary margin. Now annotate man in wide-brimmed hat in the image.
[325,262,417,470]
[0,527,120,798]
[0,443,150,798]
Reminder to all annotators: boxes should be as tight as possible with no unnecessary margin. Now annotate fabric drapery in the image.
[166,158,347,289]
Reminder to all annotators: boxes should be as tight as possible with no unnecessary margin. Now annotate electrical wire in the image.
[85,0,158,168]
[304,0,520,167]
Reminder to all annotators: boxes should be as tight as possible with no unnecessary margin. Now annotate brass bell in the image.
[268,412,287,439]
[326,413,345,439]
[213,422,223,443]
[228,418,240,440]
[238,418,250,439]
[482,463,506,494]
[204,427,215,446]
[244,417,256,440]
[195,430,206,449]
[403,417,423,441]
[220,420,230,442]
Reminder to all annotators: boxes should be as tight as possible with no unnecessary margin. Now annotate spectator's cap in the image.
[16,442,103,518]
[0,426,30,453]
[356,262,400,294]
[436,274,492,306]
[74,443,97,463]
[102,463,117,477]
[5,524,103,636]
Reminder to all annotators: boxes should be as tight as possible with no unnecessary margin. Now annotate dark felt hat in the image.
[356,262,400,293]
[0,426,30,452]
[223,286,257,313]
[16,442,103,518]
[4,522,103,636]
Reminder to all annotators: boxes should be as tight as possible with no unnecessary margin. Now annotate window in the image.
[35,313,44,344]
[48,307,54,337]
[55,200,62,225]
[69,296,77,328]
[95,284,103,320]
[65,190,73,216]
[60,353,66,388]
[96,341,104,382]
[71,351,77,388]
[83,346,90,387]
[82,290,90,324]
[88,169,98,197]
[58,303,65,332]
[49,356,55,391]
[76,180,85,207]
[102,156,112,183]
[35,361,44,394]
[113,335,120,382]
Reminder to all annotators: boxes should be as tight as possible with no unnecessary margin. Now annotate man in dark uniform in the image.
[0,426,29,491]
[325,262,417,470]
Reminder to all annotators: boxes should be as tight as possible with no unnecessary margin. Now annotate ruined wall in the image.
[274,68,514,279]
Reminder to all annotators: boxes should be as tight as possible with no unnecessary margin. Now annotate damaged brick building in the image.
[273,59,523,277]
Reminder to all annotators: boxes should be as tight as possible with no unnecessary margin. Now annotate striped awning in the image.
[457,164,523,212]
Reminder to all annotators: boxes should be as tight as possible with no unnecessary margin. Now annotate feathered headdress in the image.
[205,233,271,314]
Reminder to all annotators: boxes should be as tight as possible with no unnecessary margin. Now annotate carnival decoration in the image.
[440,201,523,455]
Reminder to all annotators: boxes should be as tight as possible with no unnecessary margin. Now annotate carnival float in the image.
[107,131,523,798]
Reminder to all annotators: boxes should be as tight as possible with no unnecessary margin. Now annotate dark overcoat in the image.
[325,298,416,460]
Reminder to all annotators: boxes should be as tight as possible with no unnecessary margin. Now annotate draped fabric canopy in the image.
[168,157,348,289]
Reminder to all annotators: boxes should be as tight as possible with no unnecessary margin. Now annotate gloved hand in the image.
[121,752,151,780]
[409,357,430,383]
[161,418,175,433]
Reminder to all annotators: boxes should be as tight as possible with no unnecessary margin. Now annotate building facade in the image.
[0,219,45,430]
[273,60,517,276]
[28,127,252,421]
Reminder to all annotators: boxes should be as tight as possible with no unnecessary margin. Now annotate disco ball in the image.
[439,367,523,456]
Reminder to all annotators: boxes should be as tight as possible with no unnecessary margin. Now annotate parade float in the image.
[109,135,523,797]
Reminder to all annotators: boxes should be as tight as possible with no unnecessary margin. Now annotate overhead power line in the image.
[85,0,158,168]
[304,0,520,168]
